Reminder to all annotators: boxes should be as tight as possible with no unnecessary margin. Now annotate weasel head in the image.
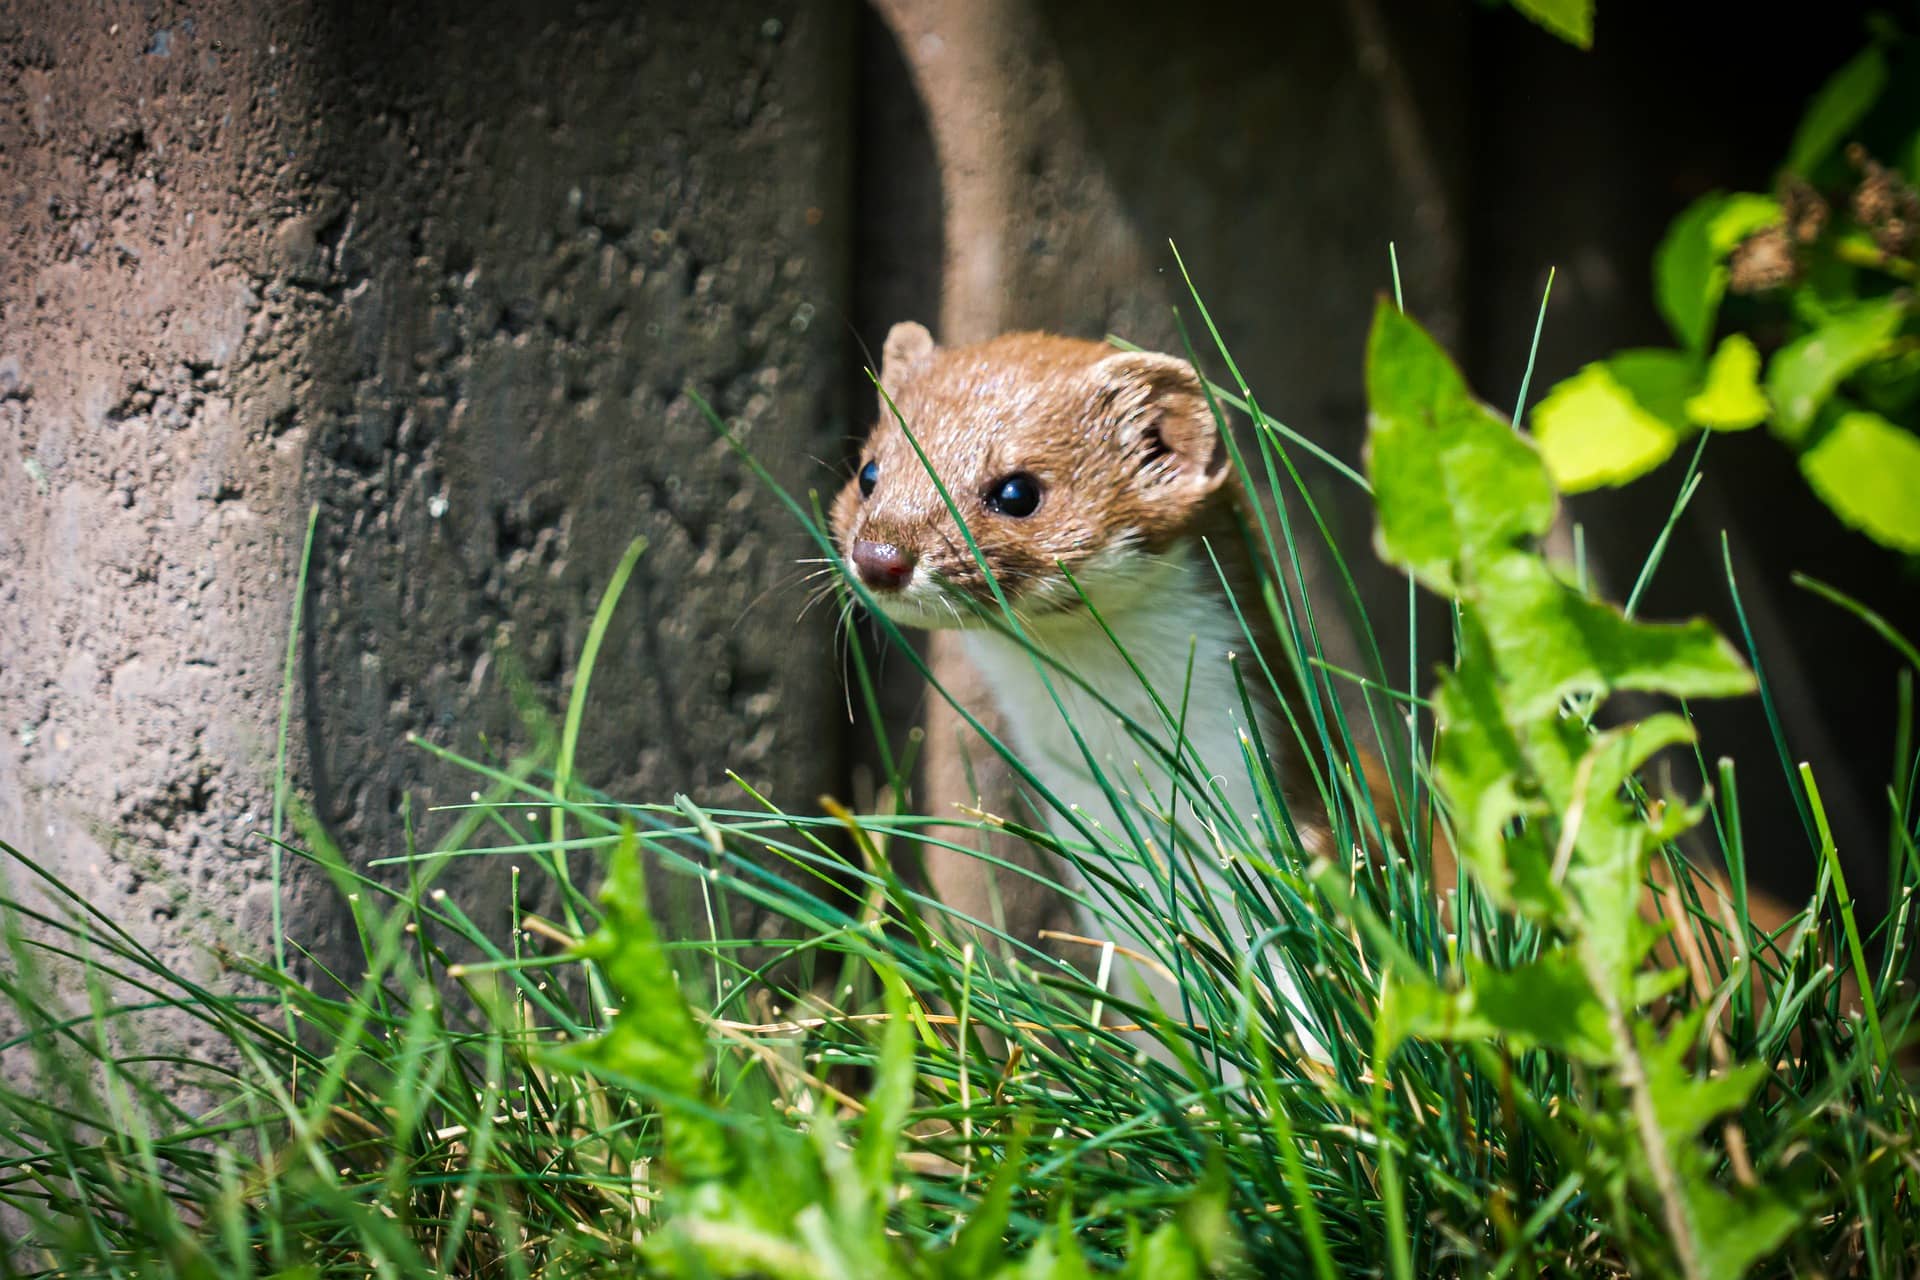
[829,322,1234,631]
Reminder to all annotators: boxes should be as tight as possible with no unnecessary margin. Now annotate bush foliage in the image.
[1533,25,1920,554]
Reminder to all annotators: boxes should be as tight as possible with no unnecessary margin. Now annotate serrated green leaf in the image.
[1532,715,1698,991]
[1800,409,1920,552]
[1473,556,1757,722]
[561,825,731,1183]
[1366,303,1557,591]
[1766,297,1906,440]
[1533,352,1694,490]
[1376,975,1496,1060]
[1683,1167,1802,1280]
[1431,619,1559,914]
[1633,1014,1798,1278]
[1686,334,1769,430]
[1643,1017,1767,1141]
[1467,949,1615,1061]
[1527,712,1699,822]
[1784,44,1888,177]
[1379,949,1614,1062]
[1508,0,1592,48]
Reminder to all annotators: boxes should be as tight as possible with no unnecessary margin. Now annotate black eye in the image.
[985,473,1042,518]
[857,459,878,499]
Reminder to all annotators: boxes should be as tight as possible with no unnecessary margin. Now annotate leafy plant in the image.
[1531,26,1920,553]
[1503,0,1595,50]
[2,275,1916,1279]
[1372,302,1816,1280]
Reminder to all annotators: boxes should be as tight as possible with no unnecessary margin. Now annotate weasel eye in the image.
[985,473,1042,518]
[857,459,879,499]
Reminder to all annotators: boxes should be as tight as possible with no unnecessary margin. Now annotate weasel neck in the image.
[961,538,1279,840]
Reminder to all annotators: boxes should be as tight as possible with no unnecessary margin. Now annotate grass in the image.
[1,283,1916,1278]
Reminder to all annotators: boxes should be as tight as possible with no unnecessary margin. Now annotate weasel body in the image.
[829,322,1314,841]
[830,322,1317,1040]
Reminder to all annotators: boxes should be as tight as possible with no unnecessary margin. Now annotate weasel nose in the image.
[851,539,915,592]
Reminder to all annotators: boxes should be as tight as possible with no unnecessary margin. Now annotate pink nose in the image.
[851,539,914,591]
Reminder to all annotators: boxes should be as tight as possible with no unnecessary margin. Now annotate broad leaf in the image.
[1766,297,1906,440]
[1508,0,1593,49]
[1800,409,1920,552]
[1376,978,1495,1061]
[1632,1015,1799,1280]
[561,825,731,1183]
[1533,351,1695,490]
[1784,44,1889,177]
[1530,713,1700,818]
[1366,303,1557,591]
[1466,949,1615,1062]
[1686,334,1769,431]
[1472,555,1757,722]
[1533,715,1700,993]
[1430,616,1559,912]
[1655,194,1784,353]
[1682,1163,1804,1280]
[1378,949,1613,1063]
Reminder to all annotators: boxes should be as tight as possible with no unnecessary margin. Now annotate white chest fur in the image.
[960,549,1266,845]
[958,542,1320,1061]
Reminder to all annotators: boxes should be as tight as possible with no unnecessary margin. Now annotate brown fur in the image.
[834,327,1239,607]
[832,325,1322,820]
[833,323,1841,1015]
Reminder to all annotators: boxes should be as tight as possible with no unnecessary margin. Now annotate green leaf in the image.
[1634,1016,1799,1279]
[1707,195,1787,257]
[1467,950,1615,1062]
[1366,302,1557,592]
[1800,409,1920,552]
[1532,351,1695,490]
[1473,556,1757,722]
[1379,949,1613,1062]
[1655,194,1782,352]
[1376,975,1496,1059]
[1784,44,1889,177]
[560,825,732,1183]
[1508,0,1592,49]
[1642,1016,1767,1142]
[1534,715,1699,992]
[857,968,918,1194]
[1535,712,1701,817]
[1766,297,1907,440]
[949,1123,1030,1276]
[1686,334,1769,431]
[1431,619,1560,913]
[1682,1167,1803,1280]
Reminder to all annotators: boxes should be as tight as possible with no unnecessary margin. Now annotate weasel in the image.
[829,322,1849,1053]
[829,322,1329,1046]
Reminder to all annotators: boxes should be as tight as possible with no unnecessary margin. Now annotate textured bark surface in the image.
[0,1,856,983]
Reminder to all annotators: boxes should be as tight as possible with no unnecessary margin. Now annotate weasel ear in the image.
[880,321,937,388]
[1091,350,1230,491]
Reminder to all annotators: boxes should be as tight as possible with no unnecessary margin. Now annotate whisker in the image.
[836,600,858,724]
